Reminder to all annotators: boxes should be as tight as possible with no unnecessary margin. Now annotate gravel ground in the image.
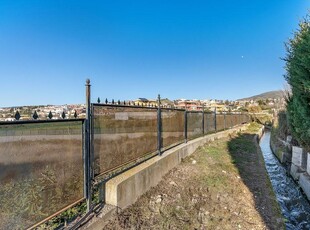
[103,124,284,230]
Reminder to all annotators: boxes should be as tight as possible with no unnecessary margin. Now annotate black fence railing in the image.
[0,80,251,229]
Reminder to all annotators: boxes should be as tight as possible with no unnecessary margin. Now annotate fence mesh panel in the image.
[161,109,185,149]
[216,114,225,131]
[92,105,157,176]
[187,112,203,140]
[0,121,84,229]
[204,113,216,134]
[232,114,238,126]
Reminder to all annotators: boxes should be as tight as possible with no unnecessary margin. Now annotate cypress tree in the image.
[284,16,310,149]
[33,111,38,120]
[14,111,20,120]
[48,111,53,119]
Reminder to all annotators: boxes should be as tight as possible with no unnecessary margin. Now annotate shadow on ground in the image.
[227,131,283,230]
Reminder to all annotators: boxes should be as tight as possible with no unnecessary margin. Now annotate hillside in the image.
[238,90,284,101]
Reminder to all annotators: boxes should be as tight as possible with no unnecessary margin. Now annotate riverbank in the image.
[102,123,284,229]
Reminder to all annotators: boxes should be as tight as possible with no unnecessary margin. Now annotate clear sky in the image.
[0,1,309,107]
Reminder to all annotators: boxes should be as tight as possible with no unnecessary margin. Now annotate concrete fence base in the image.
[105,125,249,210]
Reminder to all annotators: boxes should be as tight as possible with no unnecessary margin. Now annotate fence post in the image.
[224,112,226,130]
[84,79,91,212]
[157,94,162,155]
[202,104,205,135]
[184,102,187,143]
[214,107,217,132]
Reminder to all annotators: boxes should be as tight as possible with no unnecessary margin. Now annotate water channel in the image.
[259,131,310,229]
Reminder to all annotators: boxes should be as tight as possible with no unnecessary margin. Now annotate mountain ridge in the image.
[237,90,284,101]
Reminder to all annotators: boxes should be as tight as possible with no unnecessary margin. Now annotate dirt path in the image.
[103,124,284,230]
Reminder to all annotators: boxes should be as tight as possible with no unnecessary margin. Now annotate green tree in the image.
[284,15,310,149]
[33,111,39,120]
[14,111,21,120]
[48,111,53,119]
[248,105,262,113]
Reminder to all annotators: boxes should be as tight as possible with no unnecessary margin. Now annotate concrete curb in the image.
[82,124,249,229]
[105,125,249,210]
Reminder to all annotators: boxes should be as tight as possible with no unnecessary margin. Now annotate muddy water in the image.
[259,131,310,230]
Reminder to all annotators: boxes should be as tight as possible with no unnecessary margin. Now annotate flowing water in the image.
[259,131,310,229]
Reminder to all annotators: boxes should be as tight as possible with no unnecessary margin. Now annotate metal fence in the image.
[92,104,158,177]
[91,100,251,178]
[0,119,85,229]
[0,80,252,229]
[161,108,185,150]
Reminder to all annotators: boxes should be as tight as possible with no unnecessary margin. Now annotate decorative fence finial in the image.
[74,110,78,119]
[97,97,101,103]
[105,98,108,104]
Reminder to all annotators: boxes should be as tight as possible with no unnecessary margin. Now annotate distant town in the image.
[0,94,285,121]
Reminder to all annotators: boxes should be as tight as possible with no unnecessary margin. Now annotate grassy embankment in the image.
[104,123,284,229]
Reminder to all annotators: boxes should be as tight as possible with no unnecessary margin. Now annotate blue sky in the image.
[0,1,309,107]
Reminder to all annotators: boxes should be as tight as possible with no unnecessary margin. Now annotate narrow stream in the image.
[259,131,310,229]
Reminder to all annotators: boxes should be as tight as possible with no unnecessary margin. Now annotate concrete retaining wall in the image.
[299,152,310,201]
[300,173,310,201]
[292,146,303,167]
[290,146,308,181]
[105,125,249,210]
[271,135,310,203]
[307,153,310,175]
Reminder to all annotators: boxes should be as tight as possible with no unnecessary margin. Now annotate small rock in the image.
[191,198,198,204]
[222,170,227,174]
[148,200,160,213]
[155,197,162,204]
[169,181,178,187]
[176,193,181,199]
[192,160,197,164]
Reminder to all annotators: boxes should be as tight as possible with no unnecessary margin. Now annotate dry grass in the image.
[104,124,284,230]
